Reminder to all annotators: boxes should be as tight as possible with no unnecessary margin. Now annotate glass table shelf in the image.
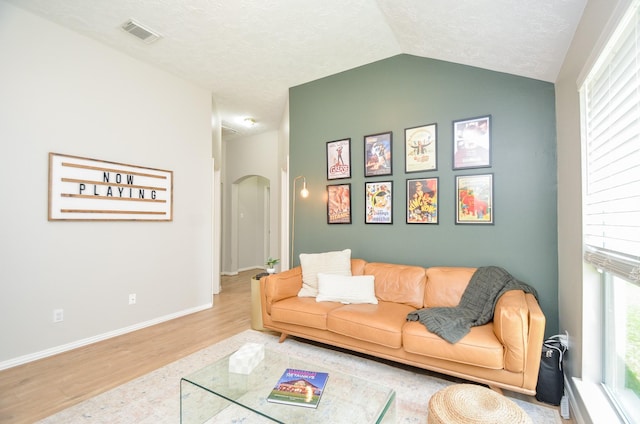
[180,346,396,423]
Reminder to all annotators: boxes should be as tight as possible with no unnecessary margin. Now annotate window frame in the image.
[579,1,640,422]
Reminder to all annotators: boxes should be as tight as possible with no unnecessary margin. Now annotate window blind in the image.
[581,0,640,282]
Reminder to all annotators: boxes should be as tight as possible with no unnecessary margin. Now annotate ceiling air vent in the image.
[121,19,161,44]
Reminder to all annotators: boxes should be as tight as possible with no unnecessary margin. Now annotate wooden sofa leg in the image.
[488,385,503,395]
[278,333,288,343]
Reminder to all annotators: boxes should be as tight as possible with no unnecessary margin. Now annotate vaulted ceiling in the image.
[6,0,586,138]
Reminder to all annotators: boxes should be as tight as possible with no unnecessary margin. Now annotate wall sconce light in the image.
[291,175,309,267]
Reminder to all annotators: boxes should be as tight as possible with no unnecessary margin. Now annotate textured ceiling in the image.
[5,0,586,138]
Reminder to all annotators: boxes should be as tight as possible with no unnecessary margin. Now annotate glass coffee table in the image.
[180,346,396,423]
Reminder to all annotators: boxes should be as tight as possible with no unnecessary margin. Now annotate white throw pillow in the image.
[297,249,352,297]
[316,273,378,304]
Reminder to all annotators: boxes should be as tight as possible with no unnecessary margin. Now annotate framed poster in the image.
[405,123,437,173]
[407,177,438,224]
[365,181,393,224]
[327,183,351,224]
[456,173,494,224]
[326,138,351,180]
[452,115,491,169]
[364,131,392,177]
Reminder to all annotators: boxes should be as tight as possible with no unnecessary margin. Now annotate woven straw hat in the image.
[428,384,532,424]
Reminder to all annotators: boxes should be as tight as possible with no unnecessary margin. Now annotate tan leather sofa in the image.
[260,259,546,395]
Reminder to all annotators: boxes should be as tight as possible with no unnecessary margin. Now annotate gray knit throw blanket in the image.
[407,266,538,344]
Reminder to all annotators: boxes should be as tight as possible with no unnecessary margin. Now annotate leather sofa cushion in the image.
[403,321,504,369]
[271,297,342,330]
[365,262,426,308]
[327,301,415,349]
[424,267,476,307]
[351,258,367,276]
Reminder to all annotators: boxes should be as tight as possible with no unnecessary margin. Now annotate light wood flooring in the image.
[0,269,259,424]
[0,269,573,423]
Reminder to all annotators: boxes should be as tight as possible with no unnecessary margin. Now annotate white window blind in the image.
[582,0,640,282]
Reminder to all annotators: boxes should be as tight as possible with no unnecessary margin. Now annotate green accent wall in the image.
[290,54,558,335]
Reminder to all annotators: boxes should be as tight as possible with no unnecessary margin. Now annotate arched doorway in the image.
[230,175,271,273]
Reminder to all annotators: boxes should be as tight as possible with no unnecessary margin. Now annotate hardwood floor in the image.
[0,269,258,424]
[0,268,573,423]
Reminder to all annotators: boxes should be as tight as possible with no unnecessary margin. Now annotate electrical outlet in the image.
[128,293,136,305]
[53,309,64,323]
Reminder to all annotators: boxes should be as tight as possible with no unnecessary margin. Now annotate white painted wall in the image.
[222,130,281,274]
[211,99,223,295]
[0,3,213,365]
[556,0,625,421]
[279,100,291,270]
[236,176,268,270]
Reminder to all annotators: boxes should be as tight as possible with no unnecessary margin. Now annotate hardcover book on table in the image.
[267,368,329,408]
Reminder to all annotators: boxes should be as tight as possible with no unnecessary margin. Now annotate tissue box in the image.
[228,343,265,375]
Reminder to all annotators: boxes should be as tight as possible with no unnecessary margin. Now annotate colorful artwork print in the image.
[364,132,392,176]
[407,178,438,224]
[326,138,351,180]
[327,184,351,224]
[405,124,437,173]
[456,174,493,224]
[365,181,392,224]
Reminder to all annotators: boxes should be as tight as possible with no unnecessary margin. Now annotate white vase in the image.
[267,268,275,274]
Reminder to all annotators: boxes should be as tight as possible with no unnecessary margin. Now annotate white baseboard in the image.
[221,266,265,276]
[240,266,265,273]
[0,303,213,371]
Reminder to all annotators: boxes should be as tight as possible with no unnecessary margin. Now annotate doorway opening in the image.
[230,175,271,273]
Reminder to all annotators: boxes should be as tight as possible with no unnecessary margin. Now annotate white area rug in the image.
[38,330,561,423]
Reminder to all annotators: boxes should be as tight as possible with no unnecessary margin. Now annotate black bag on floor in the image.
[535,336,567,405]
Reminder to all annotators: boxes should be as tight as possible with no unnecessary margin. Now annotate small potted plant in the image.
[265,257,279,274]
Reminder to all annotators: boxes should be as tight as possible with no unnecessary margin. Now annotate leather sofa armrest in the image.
[493,290,545,375]
[261,267,302,314]
[522,292,546,390]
